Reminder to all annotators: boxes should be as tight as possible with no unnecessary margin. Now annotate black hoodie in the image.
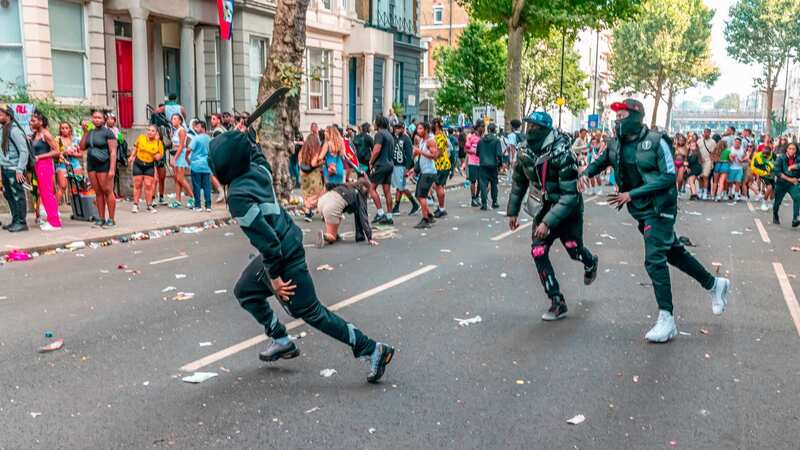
[209,131,304,277]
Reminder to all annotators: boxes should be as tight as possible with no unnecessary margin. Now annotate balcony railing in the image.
[371,9,418,35]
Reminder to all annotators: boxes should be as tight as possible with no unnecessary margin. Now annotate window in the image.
[432,5,443,24]
[249,37,268,108]
[307,48,333,111]
[394,61,403,105]
[114,21,132,38]
[341,0,349,11]
[49,0,87,98]
[0,0,24,95]
[215,36,222,100]
[321,0,332,10]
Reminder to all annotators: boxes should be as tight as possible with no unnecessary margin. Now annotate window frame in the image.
[48,0,90,100]
[321,0,332,10]
[248,35,269,108]
[432,6,443,24]
[0,0,26,95]
[394,61,403,106]
[306,48,333,111]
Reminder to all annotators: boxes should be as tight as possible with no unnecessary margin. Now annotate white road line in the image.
[149,255,188,265]
[179,264,438,372]
[754,218,771,243]
[490,221,533,241]
[772,262,800,336]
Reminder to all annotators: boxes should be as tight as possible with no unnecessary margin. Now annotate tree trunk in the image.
[664,84,675,133]
[256,0,311,200]
[503,0,526,130]
[651,71,664,129]
[765,86,774,135]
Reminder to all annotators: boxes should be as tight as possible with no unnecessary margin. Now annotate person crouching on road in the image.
[316,178,378,248]
[581,98,730,343]
[209,130,394,383]
[772,142,800,227]
[507,111,598,321]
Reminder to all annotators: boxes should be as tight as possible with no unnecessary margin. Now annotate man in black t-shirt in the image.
[390,123,419,215]
[368,116,395,224]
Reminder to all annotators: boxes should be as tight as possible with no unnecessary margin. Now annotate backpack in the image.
[116,138,129,167]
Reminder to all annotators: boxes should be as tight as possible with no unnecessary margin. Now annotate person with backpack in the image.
[580,99,731,343]
[0,105,30,232]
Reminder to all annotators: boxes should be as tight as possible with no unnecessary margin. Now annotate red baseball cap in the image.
[610,99,645,114]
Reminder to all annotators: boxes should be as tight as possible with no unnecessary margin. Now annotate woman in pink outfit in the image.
[29,111,62,231]
[465,125,483,207]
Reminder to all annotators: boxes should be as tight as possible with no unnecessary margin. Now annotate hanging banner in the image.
[217,0,234,40]
[10,103,34,134]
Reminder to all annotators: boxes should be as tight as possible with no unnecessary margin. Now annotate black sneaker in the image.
[414,218,431,229]
[491,202,500,209]
[793,219,800,228]
[259,340,300,362]
[372,213,385,224]
[408,202,420,216]
[774,215,781,225]
[433,209,447,218]
[367,343,395,383]
[391,204,400,215]
[480,205,488,211]
[6,223,28,233]
[303,211,313,222]
[541,295,568,321]
[470,198,480,207]
[584,255,599,286]
[379,216,394,225]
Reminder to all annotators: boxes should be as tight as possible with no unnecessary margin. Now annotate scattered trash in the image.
[638,282,653,288]
[143,381,150,386]
[173,292,195,301]
[181,372,218,384]
[711,262,722,275]
[685,211,702,216]
[704,353,711,359]
[117,264,128,270]
[678,236,696,247]
[599,233,616,240]
[458,262,465,266]
[679,331,691,336]
[224,232,234,237]
[595,241,603,246]
[44,331,53,338]
[174,274,187,279]
[669,440,677,448]
[566,414,586,425]
[632,375,640,383]
[199,342,213,347]
[454,316,483,327]
[500,273,507,278]
[316,264,334,271]
[38,338,64,353]
[161,286,177,293]
[699,409,710,417]
[214,289,228,294]
[320,368,337,377]
[440,249,452,253]
[30,412,42,418]
[791,246,800,252]
[0,296,7,301]
[730,231,743,235]
[515,379,525,385]
[304,407,320,414]
[65,241,86,250]
[596,201,609,206]
[451,227,459,231]
[368,428,377,434]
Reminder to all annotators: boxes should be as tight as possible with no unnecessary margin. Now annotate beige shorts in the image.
[701,160,713,177]
[317,190,347,225]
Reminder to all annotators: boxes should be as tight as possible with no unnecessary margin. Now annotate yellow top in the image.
[134,134,164,163]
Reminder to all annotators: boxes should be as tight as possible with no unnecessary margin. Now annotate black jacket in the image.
[333,185,373,242]
[585,126,677,220]
[353,132,374,166]
[210,131,304,278]
[774,154,800,185]
[507,130,581,228]
[476,133,503,168]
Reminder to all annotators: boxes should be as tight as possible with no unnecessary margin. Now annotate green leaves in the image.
[434,22,507,116]
[521,32,589,115]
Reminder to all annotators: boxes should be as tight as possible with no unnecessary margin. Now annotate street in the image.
[1,184,799,449]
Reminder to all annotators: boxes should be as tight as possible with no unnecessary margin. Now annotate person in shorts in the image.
[431,118,452,218]
[367,116,395,225]
[316,179,378,247]
[413,122,439,229]
[465,125,483,206]
[390,123,419,215]
[129,125,163,213]
[727,137,747,202]
[714,140,730,202]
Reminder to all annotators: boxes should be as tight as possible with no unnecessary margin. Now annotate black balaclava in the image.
[526,124,551,155]
[209,130,257,185]
[614,109,644,141]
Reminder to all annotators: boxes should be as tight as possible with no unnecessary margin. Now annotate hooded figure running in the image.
[209,130,394,383]
[580,99,731,343]
[506,111,599,321]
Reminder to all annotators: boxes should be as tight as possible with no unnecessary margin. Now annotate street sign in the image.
[588,114,600,130]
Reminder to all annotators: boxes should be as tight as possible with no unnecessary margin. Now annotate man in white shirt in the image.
[697,128,716,199]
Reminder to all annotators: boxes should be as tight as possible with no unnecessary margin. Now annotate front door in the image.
[163,48,180,101]
[373,57,384,120]
[348,58,357,125]
[115,39,133,128]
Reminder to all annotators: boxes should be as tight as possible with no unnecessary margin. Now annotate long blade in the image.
[246,86,290,127]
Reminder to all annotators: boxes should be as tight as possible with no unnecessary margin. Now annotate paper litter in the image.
[316,264,334,271]
[173,292,195,301]
[566,414,586,425]
[162,286,177,293]
[454,316,482,326]
[174,274,187,279]
[38,338,64,353]
[181,372,218,384]
[320,368,337,377]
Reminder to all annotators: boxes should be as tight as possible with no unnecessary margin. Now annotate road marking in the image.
[490,221,533,241]
[772,262,800,336]
[754,218,770,243]
[149,255,188,265]
[179,264,438,372]
[747,201,756,213]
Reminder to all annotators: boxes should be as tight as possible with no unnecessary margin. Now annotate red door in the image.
[115,39,133,128]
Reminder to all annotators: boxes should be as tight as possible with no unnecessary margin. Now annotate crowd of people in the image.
[572,125,800,226]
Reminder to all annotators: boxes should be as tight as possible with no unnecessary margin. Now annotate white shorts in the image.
[317,191,347,225]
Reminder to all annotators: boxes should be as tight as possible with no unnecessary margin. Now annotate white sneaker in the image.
[40,222,61,232]
[709,277,730,315]
[734,193,740,202]
[216,193,226,203]
[204,208,212,212]
[131,204,139,214]
[760,202,769,211]
[645,310,677,343]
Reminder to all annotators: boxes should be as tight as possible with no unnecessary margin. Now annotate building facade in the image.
[5,0,423,135]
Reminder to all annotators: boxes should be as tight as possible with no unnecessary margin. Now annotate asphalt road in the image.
[1,181,799,449]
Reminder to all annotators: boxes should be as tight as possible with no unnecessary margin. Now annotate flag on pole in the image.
[342,139,363,175]
[217,0,234,40]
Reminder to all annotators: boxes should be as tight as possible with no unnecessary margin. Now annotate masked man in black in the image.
[581,99,731,343]
[507,111,598,321]
[209,130,394,383]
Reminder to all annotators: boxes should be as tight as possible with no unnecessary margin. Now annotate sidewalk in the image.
[0,200,231,257]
